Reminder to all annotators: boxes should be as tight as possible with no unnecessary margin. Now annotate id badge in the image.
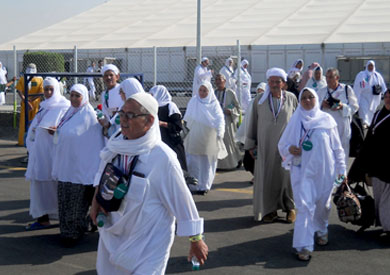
[292,156,301,166]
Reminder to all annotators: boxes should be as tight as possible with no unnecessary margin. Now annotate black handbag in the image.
[372,84,382,95]
[96,155,139,212]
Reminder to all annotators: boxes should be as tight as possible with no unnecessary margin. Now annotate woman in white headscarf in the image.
[305,65,327,92]
[219,57,235,90]
[101,78,145,137]
[52,83,104,245]
[234,59,252,111]
[353,60,387,127]
[288,59,304,79]
[149,85,188,170]
[184,81,227,194]
[278,87,346,261]
[25,77,70,230]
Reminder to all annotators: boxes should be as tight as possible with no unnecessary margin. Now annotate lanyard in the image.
[326,84,341,98]
[57,108,81,129]
[299,123,313,146]
[104,89,109,108]
[35,109,49,126]
[225,65,233,74]
[268,92,284,120]
[371,110,390,135]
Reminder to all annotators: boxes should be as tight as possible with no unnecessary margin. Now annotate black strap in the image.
[344,85,349,105]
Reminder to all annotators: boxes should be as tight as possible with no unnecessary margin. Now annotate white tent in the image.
[0,0,389,50]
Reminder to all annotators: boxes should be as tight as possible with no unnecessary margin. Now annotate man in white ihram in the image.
[90,92,208,274]
[192,57,213,96]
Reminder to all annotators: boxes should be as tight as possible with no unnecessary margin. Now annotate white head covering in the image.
[201,57,209,63]
[129,92,159,119]
[40,77,70,110]
[365,60,376,77]
[241,59,249,69]
[26,63,37,74]
[278,87,337,170]
[120,78,145,99]
[102,64,120,76]
[149,85,181,116]
[225,57,233,67]
[70,83,89,106]
[258,68,287,105]
[256,82,266,92]
[184,81,224,134]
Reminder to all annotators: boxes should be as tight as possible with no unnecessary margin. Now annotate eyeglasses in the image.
[118,110,149,120]
[301,96,315,101]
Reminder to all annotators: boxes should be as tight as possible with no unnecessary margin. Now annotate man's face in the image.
[201,60,209,67]
[367,64,374,72]
[326,71,339,88]
[98,61,103,68]
[103,70,119,90]
[268,76,284,94]
[215,76,226,90]
[119,99,154,140]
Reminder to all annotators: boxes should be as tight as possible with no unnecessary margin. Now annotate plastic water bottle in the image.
[96,212,106,228]
[334,175,345,188]
[191,256,200,271]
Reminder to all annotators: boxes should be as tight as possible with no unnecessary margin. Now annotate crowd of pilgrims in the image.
[24,58,389,263]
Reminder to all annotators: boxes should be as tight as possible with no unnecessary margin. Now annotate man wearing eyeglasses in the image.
[90,92,208,274]
[245,67,298,224]
[317,68,359,163]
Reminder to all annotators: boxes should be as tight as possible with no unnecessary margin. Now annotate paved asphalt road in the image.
[0,136,389,275]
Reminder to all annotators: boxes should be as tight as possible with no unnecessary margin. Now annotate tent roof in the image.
[1,0,389,50]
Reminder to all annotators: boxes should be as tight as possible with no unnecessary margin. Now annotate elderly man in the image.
[90,92,208,274]
[101,64,123,120]
[353,60,387,128]
[219,57,235,90]
[215,74,243,170]
[317,68,359,163]
[192,57,213,96]
[245,68,297,223]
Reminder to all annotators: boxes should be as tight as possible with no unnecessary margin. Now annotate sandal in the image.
[316,233,328,246]
[25,221,56,231]
[296,249,312,261]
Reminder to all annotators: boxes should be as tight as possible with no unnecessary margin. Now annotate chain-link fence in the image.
[1,45,252,112]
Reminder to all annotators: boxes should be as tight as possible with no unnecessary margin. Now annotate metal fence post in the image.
[13,45,17,128]
[237,40,241,106]
[74,45,78,83]
[153,46,157,86]
[196,0,202,64]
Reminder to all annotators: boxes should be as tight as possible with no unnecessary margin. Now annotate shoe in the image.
[315,233,328,246]
[25,221,56,231]
[262,211,278,223]
[286,210,296,223]
[296,249,311,261]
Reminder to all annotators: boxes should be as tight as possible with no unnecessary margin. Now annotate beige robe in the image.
[245,91,297,221]
[216,88,244,169]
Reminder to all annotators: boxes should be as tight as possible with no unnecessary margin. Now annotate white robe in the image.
[52,104,104,185]
[317,84,359,163]
[305,77,327,93]
[353,70,387,126]
[95,141,203,275]
[86,66,96,99]
[280,127,346,251]
[234,67,252,112]
[0,67,7,85]
[192,65,212,96]
[102,84,122,119]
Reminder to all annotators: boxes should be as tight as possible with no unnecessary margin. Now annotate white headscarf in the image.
[278,87,337,169]
[365,60,375,77]
[40,77,70,110]
[258,67,287,105]
[26,63,37,74]
[149,85,181,116]
[241,59,249,71]
[120,78,145,99]
[256,82,266,92]
[225,57,233,67]
[184,81,224,136]
[70,83,89,106]
[102,64,120,76]
[201,57,209,63]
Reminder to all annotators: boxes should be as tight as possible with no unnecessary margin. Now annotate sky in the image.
[0,0,106,44]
